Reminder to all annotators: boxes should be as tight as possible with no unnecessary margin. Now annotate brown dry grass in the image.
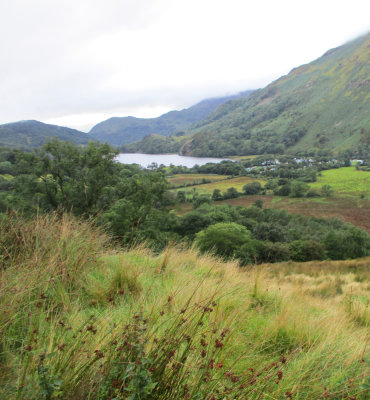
[217,195,370,233]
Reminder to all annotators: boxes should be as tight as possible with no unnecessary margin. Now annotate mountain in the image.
[89,91,253,146]
[0,120,91,150]
[140,33,369,157]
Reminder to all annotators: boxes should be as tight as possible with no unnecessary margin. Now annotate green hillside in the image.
[0,120,91,150]
[90,92,253,146]
[136,33,369,157]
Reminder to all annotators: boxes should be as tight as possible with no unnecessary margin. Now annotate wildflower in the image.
[215,338,223,348]
[221,329,229,338]
[94,350,104,359]
[87,325,97,334]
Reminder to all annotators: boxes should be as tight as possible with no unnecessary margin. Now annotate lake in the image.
[116,153,232,168]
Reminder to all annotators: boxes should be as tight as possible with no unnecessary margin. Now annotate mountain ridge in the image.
[125,33,370,157]
[89,91,253,145]
[0,120,91,150]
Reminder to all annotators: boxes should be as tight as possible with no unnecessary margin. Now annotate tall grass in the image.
[0,213,369,399]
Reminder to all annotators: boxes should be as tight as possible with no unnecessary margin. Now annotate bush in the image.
[306,188,320,198]
[321,185,334,197]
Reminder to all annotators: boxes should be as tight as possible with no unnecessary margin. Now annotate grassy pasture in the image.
[1,214,369,399]
[179,176,266,194]
[167,173,229,187]
[310,166,370,197]
[229,155,259,161]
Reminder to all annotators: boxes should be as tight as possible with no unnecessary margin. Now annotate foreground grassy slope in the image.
[180,33,370,156]
[1,214,368,399]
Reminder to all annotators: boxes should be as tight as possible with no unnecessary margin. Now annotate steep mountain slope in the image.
[0,120,91,150]
[90,91,253,145]
[179,33,370,157]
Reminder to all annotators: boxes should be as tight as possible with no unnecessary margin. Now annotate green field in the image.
[167,173,229,187]
[310,167,370,197]
[179,176,266,194]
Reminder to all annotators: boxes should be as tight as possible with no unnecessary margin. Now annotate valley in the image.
[0,27,369,400]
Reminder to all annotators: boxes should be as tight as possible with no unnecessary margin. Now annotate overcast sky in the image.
[0,0,369,131]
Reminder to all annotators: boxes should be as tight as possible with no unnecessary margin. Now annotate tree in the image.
[192,194,213,209]
[176,191,186,203]
[243,181,262,195]
[289,240,326,261]
[14,139,120,215]
[195,222,252,259]
[253,199,263,208]
[289,181,309,198]
[223,187,239,199]
[212,189,223,201]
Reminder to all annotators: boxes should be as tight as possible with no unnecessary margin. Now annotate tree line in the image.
[0,140,369,263]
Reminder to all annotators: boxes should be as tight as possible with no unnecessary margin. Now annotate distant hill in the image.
[177,33,370,157]
[0,120,91,150]
[128,34,370,157]
[89,91,253,146]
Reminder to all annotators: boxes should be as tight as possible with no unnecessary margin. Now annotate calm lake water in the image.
[116,153,231,168]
